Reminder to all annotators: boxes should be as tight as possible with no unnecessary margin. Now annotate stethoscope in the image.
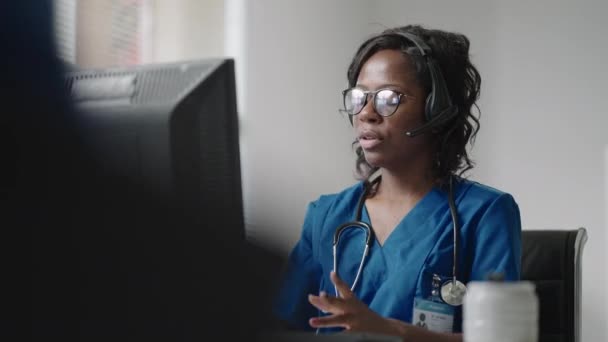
[332,175,467,306]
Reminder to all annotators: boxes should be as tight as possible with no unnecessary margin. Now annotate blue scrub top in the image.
[273,177,521,333]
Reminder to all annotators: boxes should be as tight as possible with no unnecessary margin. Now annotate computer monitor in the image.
[64,58,245,242]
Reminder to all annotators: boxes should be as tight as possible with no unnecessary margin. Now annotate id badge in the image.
[412,297,455,333]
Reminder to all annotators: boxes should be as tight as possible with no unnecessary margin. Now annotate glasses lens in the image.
[375,90,401,116]
[344,88,366,115]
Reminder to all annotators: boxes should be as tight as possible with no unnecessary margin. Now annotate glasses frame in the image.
[341,87,416,118]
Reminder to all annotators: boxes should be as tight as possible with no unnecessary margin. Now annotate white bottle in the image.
[463,281,538,342]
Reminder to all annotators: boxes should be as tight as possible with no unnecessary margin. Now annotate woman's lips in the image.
[359,137,382,149]
[358,130,383,149]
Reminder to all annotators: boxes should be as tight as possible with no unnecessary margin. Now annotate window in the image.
[53,0,148,68]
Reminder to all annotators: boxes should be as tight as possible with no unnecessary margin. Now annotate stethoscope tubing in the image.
[332,175,465,305]
[447,176,460,285]
[331,177,378,296]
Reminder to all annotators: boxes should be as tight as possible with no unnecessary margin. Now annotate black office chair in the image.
[521,228,587,342]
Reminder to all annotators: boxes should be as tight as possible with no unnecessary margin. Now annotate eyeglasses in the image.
[341,87,415,117]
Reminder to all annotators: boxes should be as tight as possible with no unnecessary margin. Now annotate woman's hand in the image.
[307,271,400,336]
[308,271,462,342]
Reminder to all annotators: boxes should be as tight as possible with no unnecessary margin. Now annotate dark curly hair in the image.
[347,25,481,185]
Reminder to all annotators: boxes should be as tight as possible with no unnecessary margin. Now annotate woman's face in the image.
[353,49,431,170]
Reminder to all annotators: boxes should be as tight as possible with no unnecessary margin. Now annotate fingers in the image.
[330,271,354,299]
[309,313,352,330]
[308,292,345,314]
[318,291,329,313]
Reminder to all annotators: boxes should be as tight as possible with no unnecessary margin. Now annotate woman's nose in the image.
[357,97,381,123]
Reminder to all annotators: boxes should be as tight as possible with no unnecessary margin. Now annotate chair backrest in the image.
[521,228,587,342]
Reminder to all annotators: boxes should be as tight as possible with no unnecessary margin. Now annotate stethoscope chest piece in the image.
[440,280,467,306]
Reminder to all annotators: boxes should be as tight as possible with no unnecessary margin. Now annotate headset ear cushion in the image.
[425,58,453,122]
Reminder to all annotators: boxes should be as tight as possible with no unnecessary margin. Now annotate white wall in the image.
[605,144,608,330]
[471,3,608,341]
[232,0,376,252]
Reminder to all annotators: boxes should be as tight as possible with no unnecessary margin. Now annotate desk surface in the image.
[261,331,402,342]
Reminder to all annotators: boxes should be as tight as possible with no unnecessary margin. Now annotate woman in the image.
[273,25,521,341]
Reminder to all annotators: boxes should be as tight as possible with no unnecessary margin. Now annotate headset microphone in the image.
[405,105,458,137]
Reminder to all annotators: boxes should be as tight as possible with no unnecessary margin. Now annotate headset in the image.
[347,32,458,137]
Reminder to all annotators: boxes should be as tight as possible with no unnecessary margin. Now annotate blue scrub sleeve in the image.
[273,201,322,331]
[470,193,522,281]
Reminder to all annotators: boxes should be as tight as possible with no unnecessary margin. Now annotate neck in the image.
[374,161,436,203]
